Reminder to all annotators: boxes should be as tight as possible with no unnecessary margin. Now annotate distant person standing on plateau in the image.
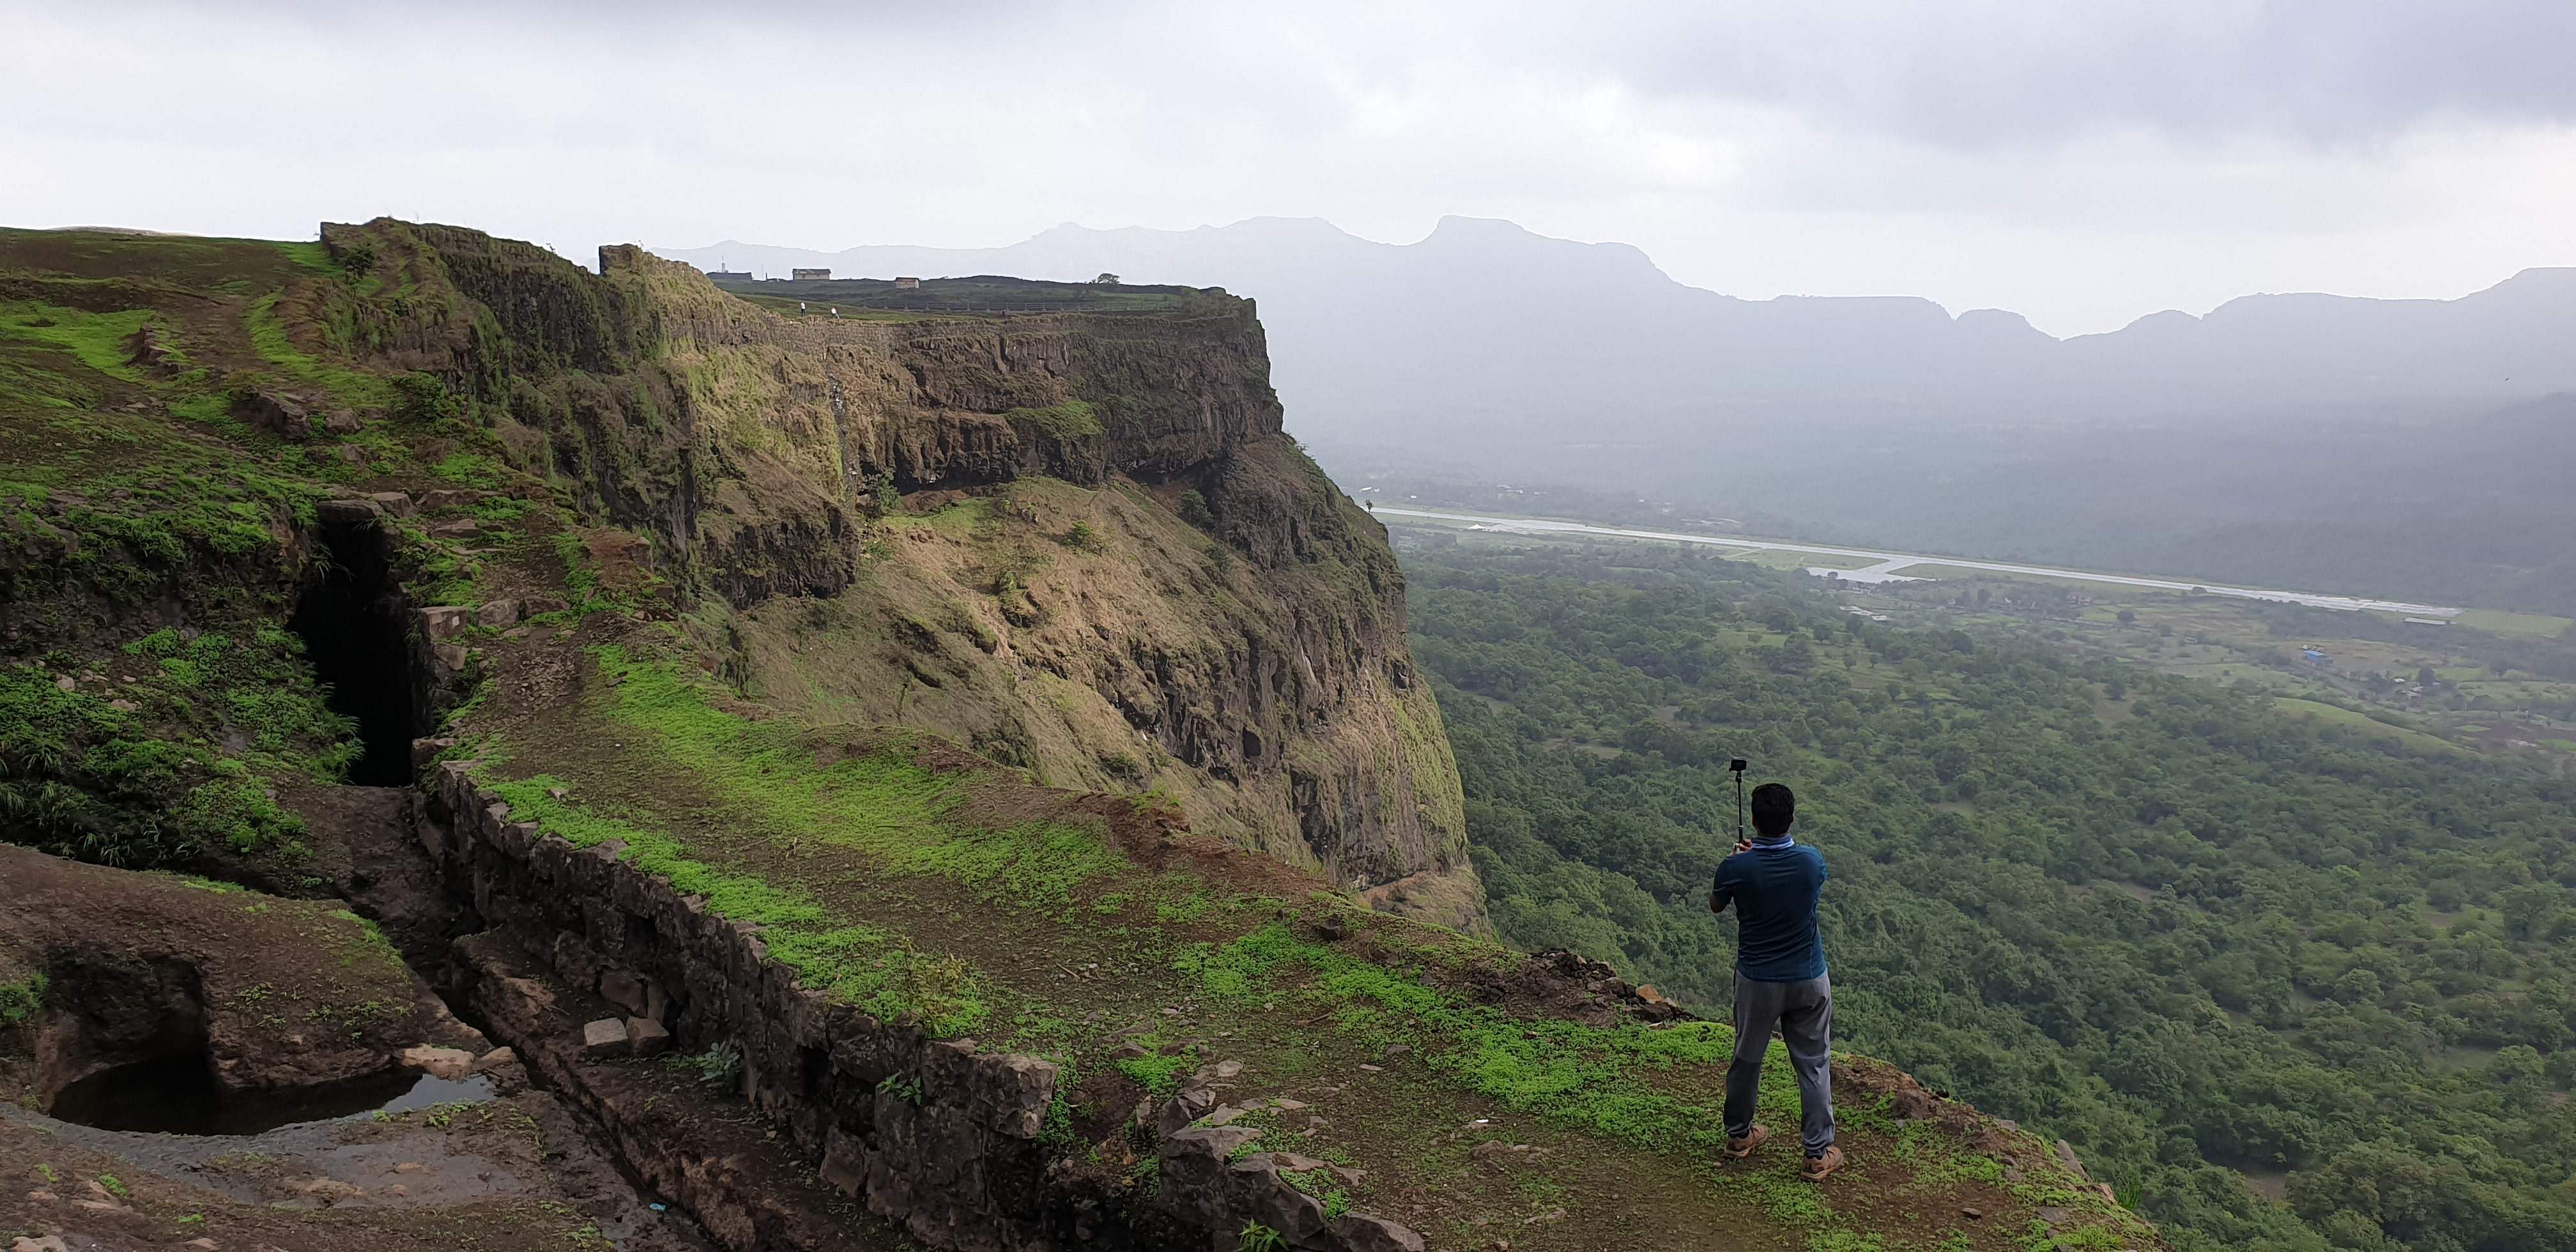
[1708,782,1840,1180]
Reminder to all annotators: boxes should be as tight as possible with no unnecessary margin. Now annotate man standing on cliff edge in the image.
[1708,782,1841,1180]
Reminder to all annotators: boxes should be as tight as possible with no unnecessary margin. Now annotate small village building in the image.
[703,268,751,281]
[893,276,922,289]
[791,268,832,281]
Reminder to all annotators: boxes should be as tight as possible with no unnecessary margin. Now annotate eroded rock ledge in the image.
[420,760,1423,1251]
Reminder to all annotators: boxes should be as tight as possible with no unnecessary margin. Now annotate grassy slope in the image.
[0,225,2158,1250]
[448,616,2156,1251]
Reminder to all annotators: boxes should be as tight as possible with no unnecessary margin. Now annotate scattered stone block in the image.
[582,1017,631,1058]
[418,605,474,641]
[472,1046,518,1073]
[411,737,456,772]
[367,490,416,517]
[475,598,521,628]
[625,1016,671,1058]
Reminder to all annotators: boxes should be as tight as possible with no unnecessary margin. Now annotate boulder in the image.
[600,969,648,1015]
[475,598,521,628]
[625,1016,671,1058]
[318,498,381,525]
[240,390,314,438]
[398,1044,475,1080]
[367,490,416,517]
[967,1053,1060,1138]
[1157,1083,1220,1135]
[418,605,475,641]
[582,1017,631,1058]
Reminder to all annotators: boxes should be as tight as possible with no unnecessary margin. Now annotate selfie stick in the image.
[1729,758,1749,843]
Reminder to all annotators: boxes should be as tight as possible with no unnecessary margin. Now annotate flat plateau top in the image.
[710,272,1225,316]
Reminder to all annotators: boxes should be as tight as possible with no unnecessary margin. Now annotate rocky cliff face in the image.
[0,222,2164,1252]
[306,219,1478,925]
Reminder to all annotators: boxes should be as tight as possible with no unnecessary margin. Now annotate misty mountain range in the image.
[663,216,2576,454]
[664,218,2576,611]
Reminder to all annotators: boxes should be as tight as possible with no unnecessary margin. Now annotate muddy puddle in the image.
[49,1059,496,1137]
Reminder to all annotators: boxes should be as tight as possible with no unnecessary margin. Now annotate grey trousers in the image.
[1722,972,1836,1156]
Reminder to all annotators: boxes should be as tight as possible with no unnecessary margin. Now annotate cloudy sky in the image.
[6,0,2572,335]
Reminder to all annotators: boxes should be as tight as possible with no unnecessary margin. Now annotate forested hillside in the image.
[1405,536,2576,1252]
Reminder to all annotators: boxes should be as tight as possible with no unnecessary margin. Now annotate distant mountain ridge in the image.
[661,217,2576,478]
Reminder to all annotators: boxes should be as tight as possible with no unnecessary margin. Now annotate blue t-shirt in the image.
[1713,837,1829,982]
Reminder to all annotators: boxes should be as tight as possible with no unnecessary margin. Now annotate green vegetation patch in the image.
[476,646,1140,1034]
[481,777,992,1035]
[2269,696,2463,756]
[1179,920,1744,1152]
[1001,400,1105,439]
[0,971,47,1025]
[590,646,1127,903]
[1,625,353,868]
[243,291,394,408]
[0,301,151,385]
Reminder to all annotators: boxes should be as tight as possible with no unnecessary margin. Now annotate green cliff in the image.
[0,222,2159,1252]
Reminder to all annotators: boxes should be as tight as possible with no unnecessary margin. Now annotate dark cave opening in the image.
[292,519,418,786]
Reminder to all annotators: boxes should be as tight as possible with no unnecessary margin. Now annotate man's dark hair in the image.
[1750,783,1796,837]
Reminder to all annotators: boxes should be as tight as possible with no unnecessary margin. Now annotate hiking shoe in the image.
[1723,1125,1771,1159]
[1801,1145,1844,1181]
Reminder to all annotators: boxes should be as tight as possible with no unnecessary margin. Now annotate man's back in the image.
[1713,838,1828,981]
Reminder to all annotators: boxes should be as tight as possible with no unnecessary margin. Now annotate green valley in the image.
[1398,528,2576,1252]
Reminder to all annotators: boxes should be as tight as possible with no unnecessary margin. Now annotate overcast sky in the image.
[7,1,2572,335]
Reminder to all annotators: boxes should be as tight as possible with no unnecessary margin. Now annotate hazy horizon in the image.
[8,1,2574,336]
[659,212,2570,339]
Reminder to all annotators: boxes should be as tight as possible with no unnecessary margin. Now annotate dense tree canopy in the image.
[1405,537,2576,1252]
